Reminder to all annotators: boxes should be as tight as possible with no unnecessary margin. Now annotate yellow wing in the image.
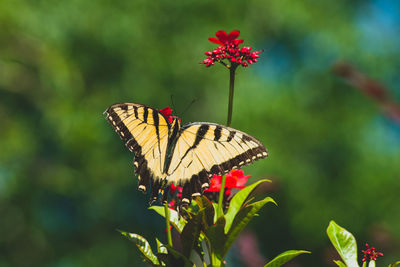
[166,123,268,203]
[105,103,170,194]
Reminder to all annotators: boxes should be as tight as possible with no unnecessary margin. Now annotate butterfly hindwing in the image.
[166,122,268,203]
[105,103,170,193]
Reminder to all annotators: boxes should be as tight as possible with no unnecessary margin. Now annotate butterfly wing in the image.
[105,103,170,194]
[166,122,268,203]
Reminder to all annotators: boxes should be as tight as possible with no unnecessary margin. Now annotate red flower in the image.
[362,243,383,262]
[204,169,251,193]
[202,30,262,68]
[170,183,182,198]
[159,106,181,124]
[160,106,172,117]
[205,174,222,192]
[225,169,251,189]
[208,30,243,46]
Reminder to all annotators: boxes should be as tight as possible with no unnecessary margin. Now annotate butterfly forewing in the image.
[105,103,170,192]
[166,122,268,202]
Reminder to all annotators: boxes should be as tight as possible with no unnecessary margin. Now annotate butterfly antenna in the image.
[170,94,179,116]
[181,98,197,117]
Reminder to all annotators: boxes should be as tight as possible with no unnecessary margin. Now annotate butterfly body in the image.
[105,103,267,204]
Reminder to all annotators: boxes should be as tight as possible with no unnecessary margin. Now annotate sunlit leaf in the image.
[156,238,167,254]
[149,205,186,233]
[389,261,400,267]
[119,230,160,265]
[264,250,311,267]
[224,179,273,233]
[368,260,375,267]
[333,260,347,267]
[327,221,359,267]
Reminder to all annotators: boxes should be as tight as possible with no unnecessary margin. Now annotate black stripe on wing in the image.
[176,122,268,204]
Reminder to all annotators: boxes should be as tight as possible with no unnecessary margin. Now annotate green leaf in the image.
[149,205,186,233]
[119,230,160,266]
[264,250,311,267]
[368,261,376,267]
[225,179,273,233]
[389,261,400,267]
[333,260,348,267]
[223,196,275,258]
[195,196,215,227]
[181,208,203,258]
[156,238,167,254]
[327,221,359,267]
[205,216,226,259]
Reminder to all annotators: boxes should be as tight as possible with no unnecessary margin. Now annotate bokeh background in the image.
[1,0,399,266]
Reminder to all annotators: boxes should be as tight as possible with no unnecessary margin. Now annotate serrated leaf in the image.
[264,250,311,267]
[225,179,272,233]
[333,260,347,267]
[119,230,160,265]
[222,196,275,258]
[149,206,186,233]
[327,221,359,267]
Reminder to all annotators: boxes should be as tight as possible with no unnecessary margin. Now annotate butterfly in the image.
[105,103,268,204]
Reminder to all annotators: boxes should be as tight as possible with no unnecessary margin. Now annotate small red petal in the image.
[235,39,244,45]
[215,30,228,43]
[160,107,172,117]
[209,37,224,45]
[227,30,240,41]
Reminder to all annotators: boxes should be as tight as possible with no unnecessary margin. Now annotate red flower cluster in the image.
[202,30,262,68]
[362,243,383,262]
[204,169,251,197]
[167,169,251,210]
[160,106,181,124]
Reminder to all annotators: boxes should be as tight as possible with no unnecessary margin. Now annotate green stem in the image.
[227,66,236,127]
[217,66,237,218]
[164,203,172,247]
[216,174,226,218]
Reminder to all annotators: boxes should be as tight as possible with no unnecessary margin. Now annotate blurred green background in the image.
[1,0,399,266]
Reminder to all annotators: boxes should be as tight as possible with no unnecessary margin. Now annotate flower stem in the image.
[164,203,172,247]
[226,64,237,127]
[217,66,238,218]
[217,175,226,218]
[227,65,237,127]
